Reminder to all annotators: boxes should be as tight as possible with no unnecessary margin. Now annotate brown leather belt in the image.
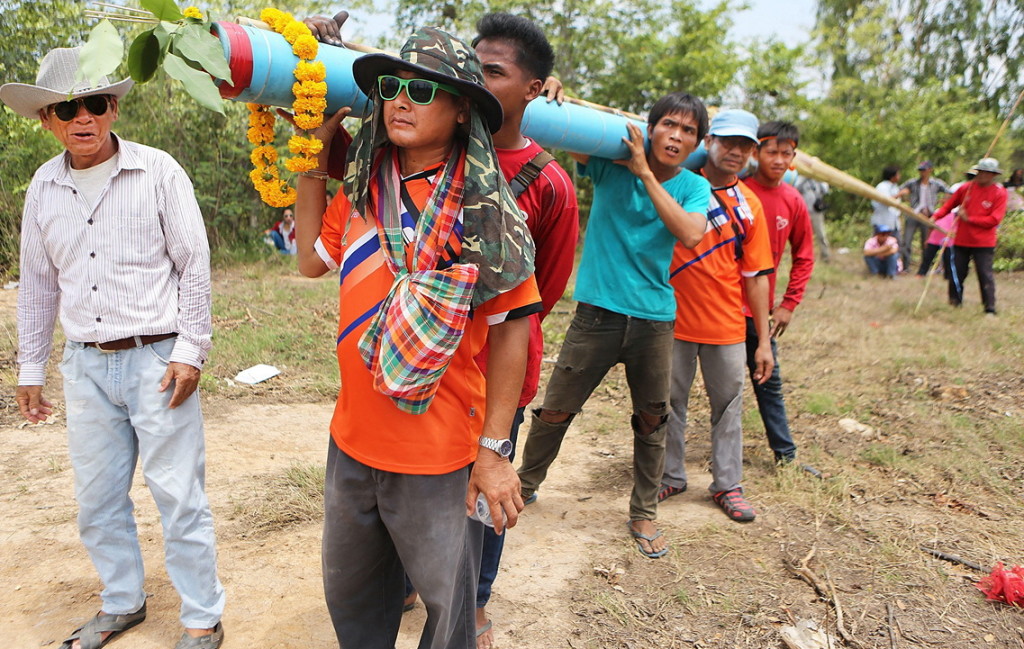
[85,333,177,352]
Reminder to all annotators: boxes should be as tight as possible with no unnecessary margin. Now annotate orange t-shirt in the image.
[670,179,773,345]
[315,164,542,475]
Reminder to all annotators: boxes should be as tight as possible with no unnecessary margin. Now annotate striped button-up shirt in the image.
[17,135,211,385]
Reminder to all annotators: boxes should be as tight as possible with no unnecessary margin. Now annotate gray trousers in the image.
[901,215,929,270]
[663,340,746,494]
[809,208,830,262]
[322,440,481,649]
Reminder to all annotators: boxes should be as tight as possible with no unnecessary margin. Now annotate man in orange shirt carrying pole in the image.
[659,109,773,523]
[292,28,542,649]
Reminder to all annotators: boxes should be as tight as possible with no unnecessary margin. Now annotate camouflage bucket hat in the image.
[352,26,504,133]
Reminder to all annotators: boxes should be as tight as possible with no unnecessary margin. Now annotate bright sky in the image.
[720,0,817,47]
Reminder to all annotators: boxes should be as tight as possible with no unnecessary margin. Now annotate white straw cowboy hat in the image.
[972,157,1003,175]
[0,47,134,119]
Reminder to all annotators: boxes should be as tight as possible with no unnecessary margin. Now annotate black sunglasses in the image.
[49,95,111,122]
[377,75,461,105]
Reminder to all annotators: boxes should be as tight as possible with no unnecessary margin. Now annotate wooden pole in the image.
[794,150,945,234]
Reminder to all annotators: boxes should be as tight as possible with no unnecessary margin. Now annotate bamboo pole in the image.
[794,150,944,233]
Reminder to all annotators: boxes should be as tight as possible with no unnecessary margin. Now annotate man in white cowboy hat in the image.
[2,47,225,649]
[931,156,1008,315]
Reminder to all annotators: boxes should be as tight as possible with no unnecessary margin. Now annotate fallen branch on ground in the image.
[886,603,898,649]
[918,546,986,572]
[785,546,864,648]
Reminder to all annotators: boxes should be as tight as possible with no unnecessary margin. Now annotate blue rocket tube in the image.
[519,93,646,159]
[212,21,373,115]
[212,21,709,163]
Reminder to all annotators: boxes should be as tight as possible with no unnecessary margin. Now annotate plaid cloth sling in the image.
[356,145,479,414]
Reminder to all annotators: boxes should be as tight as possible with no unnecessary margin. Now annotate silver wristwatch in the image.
[478,436,514,459]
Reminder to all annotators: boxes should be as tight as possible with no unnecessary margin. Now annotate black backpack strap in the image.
[508,150,556,198]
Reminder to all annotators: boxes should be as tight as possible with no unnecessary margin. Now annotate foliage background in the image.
[1,0,1021,277]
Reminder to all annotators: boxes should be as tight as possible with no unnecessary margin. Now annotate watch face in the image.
[499,439,513,456]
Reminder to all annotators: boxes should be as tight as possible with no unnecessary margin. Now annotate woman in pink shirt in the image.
[917,211,958,277]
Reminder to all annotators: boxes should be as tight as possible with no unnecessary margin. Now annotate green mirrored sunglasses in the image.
[377,75,462,105]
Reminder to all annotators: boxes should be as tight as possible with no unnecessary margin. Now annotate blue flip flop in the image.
[627,521,668,559]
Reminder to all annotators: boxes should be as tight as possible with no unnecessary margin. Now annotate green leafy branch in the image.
[79,0,233,114]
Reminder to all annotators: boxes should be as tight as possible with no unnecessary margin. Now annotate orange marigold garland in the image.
[246,7,328,207]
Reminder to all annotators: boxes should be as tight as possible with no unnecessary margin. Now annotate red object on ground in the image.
[977,563,1024,607]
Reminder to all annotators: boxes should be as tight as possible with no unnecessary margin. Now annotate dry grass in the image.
[231,461,326,538]
[548,253,1024,649]
[204,257,341,400]
[4,244,1024,647]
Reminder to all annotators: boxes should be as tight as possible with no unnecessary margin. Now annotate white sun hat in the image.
[971,157,1003,175]
[0,46,134,119]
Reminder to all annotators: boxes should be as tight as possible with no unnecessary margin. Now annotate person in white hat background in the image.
[931,157,1008,315]
[1,47,225,649]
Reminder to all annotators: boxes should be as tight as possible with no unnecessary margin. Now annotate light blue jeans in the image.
[60,338,225,628]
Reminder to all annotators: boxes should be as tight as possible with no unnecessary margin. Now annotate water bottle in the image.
[469,493,507,528]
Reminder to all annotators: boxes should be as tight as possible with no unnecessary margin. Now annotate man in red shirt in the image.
[932,157,1008,315]
[470,13,578,647]
[743,121,815,463]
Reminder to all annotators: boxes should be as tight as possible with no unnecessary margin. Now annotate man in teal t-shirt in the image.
[517,91,711,559]
[574,155,711,320]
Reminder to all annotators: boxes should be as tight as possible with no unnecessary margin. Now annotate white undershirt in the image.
[69,153,119,210]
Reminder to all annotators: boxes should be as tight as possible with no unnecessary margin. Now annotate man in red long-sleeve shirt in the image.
[932,157,1007,315]
[743,121,815,463]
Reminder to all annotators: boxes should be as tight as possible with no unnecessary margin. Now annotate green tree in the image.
[388,0,741,111]
[814,0,1024,111]
[0,0,89,275]
[806,0,1022,221]
[801,79,1009,218]
[736,39,809,121]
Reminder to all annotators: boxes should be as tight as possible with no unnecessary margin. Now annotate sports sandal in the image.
[657,482,687,502]
[713,489,756,522]
[626,521,669,559]
[59,602,147,649]
[403,590,418,613]
[174,622,224,649]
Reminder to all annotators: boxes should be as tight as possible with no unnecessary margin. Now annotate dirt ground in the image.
[3,254,1024,648]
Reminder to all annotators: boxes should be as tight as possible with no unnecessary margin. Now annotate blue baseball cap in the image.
[874,224,894,234]
[708,109,759,142]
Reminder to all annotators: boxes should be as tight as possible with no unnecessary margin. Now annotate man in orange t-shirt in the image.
[292,28,541,648]
[660,109,774,523]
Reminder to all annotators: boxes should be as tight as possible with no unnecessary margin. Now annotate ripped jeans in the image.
[516,303,673,520]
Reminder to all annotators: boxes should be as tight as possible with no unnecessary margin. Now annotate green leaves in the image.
[176,24,233,85]
[127,29,162,83]
[75,2,234,115]
[76,20,123,88]
[139,0,183,22]
[163,52,225,115]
